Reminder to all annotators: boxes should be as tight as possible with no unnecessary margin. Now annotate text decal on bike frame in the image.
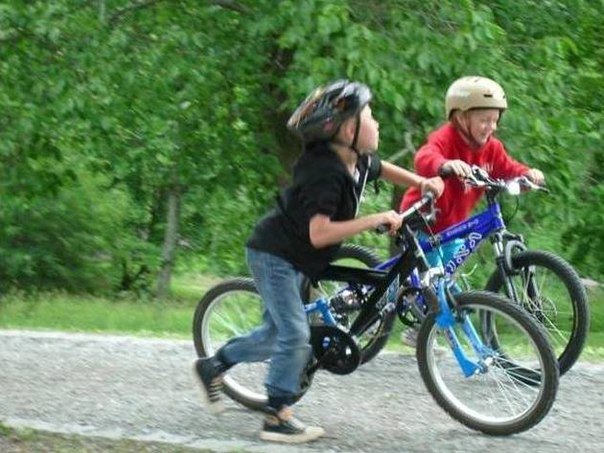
[377,274,399,313]
[444,232,483,276]
[422,202,506,276]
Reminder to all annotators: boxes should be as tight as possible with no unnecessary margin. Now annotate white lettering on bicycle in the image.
[444,232,483,275]
[377,275,399,310]
[445,218,480,237]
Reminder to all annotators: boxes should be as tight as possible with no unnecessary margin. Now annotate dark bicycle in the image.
[193,194,559,436]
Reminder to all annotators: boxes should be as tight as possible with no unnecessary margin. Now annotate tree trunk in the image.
[156,184,181,299]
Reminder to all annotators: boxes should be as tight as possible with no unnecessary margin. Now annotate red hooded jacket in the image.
[400,123,529,233]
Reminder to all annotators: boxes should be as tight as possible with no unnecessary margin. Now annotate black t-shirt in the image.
[247,142,382,279]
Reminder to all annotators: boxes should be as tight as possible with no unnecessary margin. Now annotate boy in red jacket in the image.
[399,76,544,347]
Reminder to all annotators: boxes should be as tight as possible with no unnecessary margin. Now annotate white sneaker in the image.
[260,406,325,444]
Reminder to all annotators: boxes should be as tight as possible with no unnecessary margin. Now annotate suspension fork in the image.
[502,236,542,305]
[432,281,491,377]
[491,232,528,304]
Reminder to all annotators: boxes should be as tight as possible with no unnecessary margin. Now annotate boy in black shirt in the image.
[193,80,444,443]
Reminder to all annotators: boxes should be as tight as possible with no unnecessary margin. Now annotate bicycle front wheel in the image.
[416,291,559,436]
[485,250,589,376]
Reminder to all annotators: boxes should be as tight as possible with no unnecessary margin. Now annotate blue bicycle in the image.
[332,166,589,376]
[193,194,559,435]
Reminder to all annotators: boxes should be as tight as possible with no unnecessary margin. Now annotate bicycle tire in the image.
[416,290,559,435]
[484,250,589,376]
[302,243,396,364]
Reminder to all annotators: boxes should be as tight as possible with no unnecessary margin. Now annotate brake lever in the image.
[470,165,490,180]
[463,173,484,187]
[516,176,550,194]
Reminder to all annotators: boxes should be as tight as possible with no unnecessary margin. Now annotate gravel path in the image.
[1,329,602,452]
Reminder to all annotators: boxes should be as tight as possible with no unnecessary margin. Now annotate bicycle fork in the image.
[433,281,496,377]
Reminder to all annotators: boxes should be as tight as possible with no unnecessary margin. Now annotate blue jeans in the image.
[219,248,312,405]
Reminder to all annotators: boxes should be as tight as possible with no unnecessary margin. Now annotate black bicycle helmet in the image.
[287,79,372,144]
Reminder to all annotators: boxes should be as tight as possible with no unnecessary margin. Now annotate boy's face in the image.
[354,105,380,154]
[466,109,500,146]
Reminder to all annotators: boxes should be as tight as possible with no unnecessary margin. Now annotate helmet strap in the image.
[452,112,483,149]
[349,113,362,156]
[331,113,363,156]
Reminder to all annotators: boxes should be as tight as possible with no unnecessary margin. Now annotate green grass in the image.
[0,295,192,338]
[0,273,222,339]
[387,330,604,361]
[1,274,603,360]
[589,286,604,330]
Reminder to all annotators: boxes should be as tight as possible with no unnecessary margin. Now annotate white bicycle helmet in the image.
[445,76,507,119]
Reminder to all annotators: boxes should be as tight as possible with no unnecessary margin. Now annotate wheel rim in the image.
[424,303,549,428]
[500,263,577,364]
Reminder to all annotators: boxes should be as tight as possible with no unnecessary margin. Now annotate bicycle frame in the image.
[377,195,509,279]
[318,179,537,338]
[305,219,497,375]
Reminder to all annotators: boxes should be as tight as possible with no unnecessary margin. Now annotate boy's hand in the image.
[420,177,445,198]
[440,159,472,178]
[525,168,545,186]
[376,210,403,235]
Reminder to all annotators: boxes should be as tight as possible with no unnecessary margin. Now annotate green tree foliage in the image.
[0,0,602,295]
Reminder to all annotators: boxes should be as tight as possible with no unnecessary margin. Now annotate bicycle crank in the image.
[310,325,361,375]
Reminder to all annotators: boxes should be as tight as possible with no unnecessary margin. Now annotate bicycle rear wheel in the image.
[416,291,559,436]
[485,250,589,376]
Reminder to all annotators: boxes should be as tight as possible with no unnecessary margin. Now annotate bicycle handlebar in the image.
[514,175,550,193]
[375,192,435,235]
[376,165,547,235]
[463,165,549,195]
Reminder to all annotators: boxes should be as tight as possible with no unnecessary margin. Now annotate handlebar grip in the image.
[375,224,390,235]
[529,179,550,193]
[518,176,550,193]
[423,191,435,202]
[375,192,435,235]
[437,165,454,178]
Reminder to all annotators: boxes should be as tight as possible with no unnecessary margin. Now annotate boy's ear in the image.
[339,117,356,141]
